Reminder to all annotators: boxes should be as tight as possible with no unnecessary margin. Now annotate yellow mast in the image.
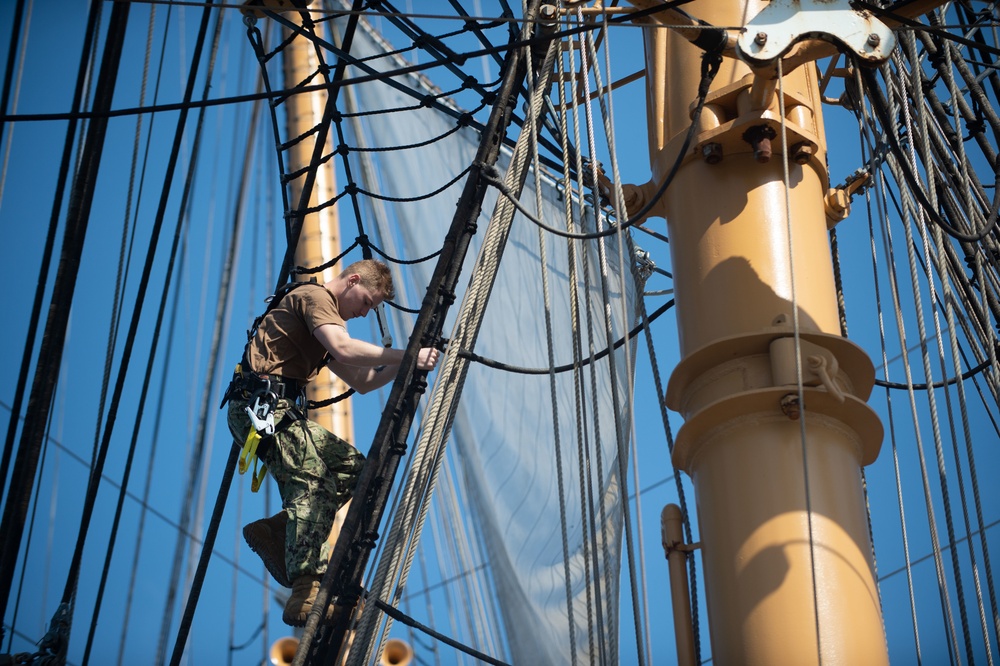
[633,2,890,662]
[279,13,355,582]
[282,27,353,443]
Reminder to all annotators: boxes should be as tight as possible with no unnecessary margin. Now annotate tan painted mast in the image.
[279,11,355,583]
[626,1,899,663]
[281,21,353,444]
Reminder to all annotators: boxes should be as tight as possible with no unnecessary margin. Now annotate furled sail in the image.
[337,14,640,664]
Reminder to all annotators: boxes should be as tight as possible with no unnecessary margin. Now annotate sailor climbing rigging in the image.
[222,259,440,627]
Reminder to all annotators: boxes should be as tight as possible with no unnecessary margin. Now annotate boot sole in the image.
[243,522,291,588]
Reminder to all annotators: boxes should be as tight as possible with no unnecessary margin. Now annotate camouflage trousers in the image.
[228,398,365,580]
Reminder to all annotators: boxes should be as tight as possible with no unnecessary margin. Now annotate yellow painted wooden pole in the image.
[634,2,889,663]
[282,20,353,443]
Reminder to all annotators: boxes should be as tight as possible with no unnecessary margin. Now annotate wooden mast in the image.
[282,22,353,443]
[279,11,355,579]
[634,2,890,663]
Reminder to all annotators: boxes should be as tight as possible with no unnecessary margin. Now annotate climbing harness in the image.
[221,280,317,491]
[223,364,305,492]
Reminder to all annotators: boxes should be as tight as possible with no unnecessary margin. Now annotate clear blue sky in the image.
[1,2,998,665]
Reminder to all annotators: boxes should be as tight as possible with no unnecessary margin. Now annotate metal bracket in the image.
[737,0,896,66]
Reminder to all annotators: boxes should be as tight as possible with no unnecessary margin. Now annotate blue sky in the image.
[1,2,999,665]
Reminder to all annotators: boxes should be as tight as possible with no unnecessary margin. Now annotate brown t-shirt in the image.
[246,283,345,381]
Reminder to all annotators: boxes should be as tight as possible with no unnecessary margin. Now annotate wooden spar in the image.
[636,2,890,663]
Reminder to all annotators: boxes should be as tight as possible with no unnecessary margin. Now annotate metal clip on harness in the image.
[239,379,278,492]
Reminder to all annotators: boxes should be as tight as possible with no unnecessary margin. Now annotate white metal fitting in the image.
[737,0,896,66]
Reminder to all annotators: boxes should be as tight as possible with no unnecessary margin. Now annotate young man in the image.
[225,259,439,626]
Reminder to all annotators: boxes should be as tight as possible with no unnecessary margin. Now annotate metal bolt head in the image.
[754,32,768,46]
[867,33,881,47]
[780,394,801,420]
[791,142,815,165]
[702,142,723,165]
[539,4,557,21]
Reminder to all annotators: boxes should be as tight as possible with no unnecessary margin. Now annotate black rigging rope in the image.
[83,9,227,666]
[0,0,129,641]
[480,46,724,240]
[459,298,673,374]
[356,164,472,202]
[373,598,512,666]
[0,0,26,153]
[298,2,550,660]
[860,67,1000,243]
[0,0,103,530]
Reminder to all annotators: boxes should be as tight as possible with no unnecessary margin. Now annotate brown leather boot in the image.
[282,574,336,627]
[243,511,290,588]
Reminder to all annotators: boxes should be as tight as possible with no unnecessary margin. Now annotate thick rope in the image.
[776,57,824,664]
[0,0,102,577]
[569,12,614,660]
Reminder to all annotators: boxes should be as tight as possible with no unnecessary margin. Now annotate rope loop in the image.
[290,240,359,276]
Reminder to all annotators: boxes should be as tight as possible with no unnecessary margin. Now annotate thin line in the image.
[778,57,824,665]
[878,518,1000,583]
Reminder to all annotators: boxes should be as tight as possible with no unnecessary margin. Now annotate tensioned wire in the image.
[564,10,615,661]
[879,47,963,662]
[524,18,580,665]
[338,20,507,659]
[912,24,1000,407]
[898,32,977,663]
[579,10,649,664]
[868,146,925,659]
[556,30,602,663]
[775,56,824,665]
[0,0,31,217]
[929,26,996,662]
[591,8,654,654]
[862,25,1000,652]
[851,63,920,658]
[82,2,158,661]
[5,345,62,662]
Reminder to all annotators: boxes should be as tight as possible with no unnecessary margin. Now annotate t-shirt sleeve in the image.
[298,285,346,332]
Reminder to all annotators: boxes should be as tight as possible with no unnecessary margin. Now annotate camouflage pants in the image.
[228,397,365,580]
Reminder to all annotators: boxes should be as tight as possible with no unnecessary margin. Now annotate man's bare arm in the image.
[314,324,441,393]
[327,359,399,394]
[314,323,404,367]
